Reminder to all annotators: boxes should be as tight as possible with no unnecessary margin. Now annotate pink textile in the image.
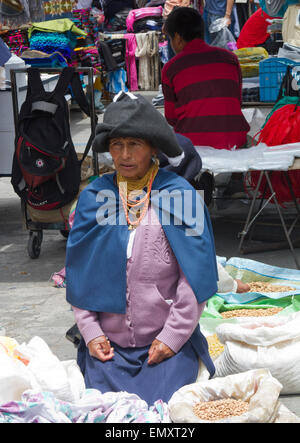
[52,207,75,287]
[124,33,139,91]
[126,6,163,32]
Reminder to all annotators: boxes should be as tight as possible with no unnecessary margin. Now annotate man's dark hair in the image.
[165,7,205,41]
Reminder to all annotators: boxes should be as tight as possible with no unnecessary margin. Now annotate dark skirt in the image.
[77,339,199,406]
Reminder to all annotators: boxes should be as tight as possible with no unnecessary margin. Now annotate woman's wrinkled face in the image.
[109,137,157,180]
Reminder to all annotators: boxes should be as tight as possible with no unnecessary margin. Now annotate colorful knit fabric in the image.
[1,29,29,56]
[72,8,100,42]
[43,0,77,20]
[29,31,78,59]
[74,46,102,71]
[21,49,68,68]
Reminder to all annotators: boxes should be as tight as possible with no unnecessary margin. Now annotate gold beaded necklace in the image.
[117,159,159,230]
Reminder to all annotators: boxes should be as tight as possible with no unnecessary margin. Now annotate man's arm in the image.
[161,66,178,127]
[224,0,235,25]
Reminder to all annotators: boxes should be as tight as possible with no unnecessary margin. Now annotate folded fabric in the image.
[72,8,99,40]
[126,6,163,31]
[133,16,163,33]
[74,47,102,69]
[106,68,128,94]
[0,389,170,423]
[21,49,68,67]
[29,31,78,58]
[242,87,260,102]
[28,18,87,39]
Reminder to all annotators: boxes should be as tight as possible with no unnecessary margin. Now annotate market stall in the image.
[2,256,300,422]
[0,2,166,96]
[195,142,300,268]
[0,3,169,153]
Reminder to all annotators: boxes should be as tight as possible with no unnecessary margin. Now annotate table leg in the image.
[264,171,300,269]
[238,170,264,252]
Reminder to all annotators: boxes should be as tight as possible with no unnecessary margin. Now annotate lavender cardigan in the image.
[72,207,205,353]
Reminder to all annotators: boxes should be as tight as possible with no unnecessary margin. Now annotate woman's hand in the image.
[236,279,251,293]
[148,339,175,365]
[87,335,114,362]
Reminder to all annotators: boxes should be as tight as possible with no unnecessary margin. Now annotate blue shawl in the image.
[66,168,218,313]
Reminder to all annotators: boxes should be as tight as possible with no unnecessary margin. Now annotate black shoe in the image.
[66,324,81,347]
[223,178,246,199]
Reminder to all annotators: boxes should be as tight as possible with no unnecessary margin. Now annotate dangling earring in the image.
[152,153,159,166]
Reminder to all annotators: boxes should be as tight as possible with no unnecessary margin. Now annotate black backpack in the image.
[11,67,96,211]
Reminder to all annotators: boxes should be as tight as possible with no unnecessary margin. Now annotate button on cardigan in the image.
[72,206,205,353]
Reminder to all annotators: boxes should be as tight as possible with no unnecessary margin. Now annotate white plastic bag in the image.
[15,336,85,403]
[209,19,237,51]
[0,336,85,405]
[0,353,32,404]
[214,311,300,394]
[168,369,300,423]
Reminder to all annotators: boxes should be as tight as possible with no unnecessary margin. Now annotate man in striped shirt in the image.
[162,7,250,150]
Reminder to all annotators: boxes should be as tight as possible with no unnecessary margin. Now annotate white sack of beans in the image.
[168,369,300,423]
[213,311,300,395]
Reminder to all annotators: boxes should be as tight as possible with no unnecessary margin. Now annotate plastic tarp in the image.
[215,256,300,302]
[200,256,300,338]
[195,142,300,173]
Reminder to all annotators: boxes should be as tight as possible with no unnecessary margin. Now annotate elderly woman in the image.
[65,92,218,405]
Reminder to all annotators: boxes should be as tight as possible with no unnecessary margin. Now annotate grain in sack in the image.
[214,311,300,394]
[168,369,300,423]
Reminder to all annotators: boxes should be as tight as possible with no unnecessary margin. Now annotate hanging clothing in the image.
[124,33,139,91]
[106,68,128,93]
[135,31,160,90]
[163,0,191,18]
[102,33,139,91]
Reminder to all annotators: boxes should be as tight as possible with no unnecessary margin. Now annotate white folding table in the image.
[195,145,300,269]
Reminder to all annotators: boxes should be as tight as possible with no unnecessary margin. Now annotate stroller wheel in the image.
[27,231,43,259]
[60,230,69,239]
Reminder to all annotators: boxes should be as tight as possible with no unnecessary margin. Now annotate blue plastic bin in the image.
[259,57,300,102]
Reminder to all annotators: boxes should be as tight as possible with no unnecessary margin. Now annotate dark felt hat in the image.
[92,91,183,163]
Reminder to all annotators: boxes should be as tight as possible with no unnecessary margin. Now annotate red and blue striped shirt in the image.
[162,39,250,150]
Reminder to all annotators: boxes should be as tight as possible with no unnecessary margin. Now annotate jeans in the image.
[203,8,239,44]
